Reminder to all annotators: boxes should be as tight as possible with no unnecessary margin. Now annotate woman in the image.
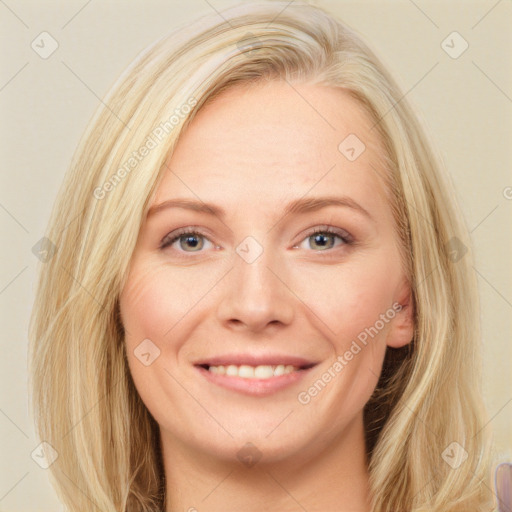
[29,2,495,510]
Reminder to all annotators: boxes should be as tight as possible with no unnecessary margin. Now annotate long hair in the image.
[28,2,493,510]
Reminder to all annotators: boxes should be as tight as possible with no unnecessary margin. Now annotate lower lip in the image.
[195,365,315,396]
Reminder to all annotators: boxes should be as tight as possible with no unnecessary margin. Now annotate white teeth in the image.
[254,365,273,378]
[226,365,238,376]
[207,364,299,378]
[274,364,286,376]
[238,365,255,378]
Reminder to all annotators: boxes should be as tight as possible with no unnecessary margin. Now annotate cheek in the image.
[293,253,401,344]
[290,251,401,412]
[119,262,204,415]
[120,262,210,343]
[120,264,170,342]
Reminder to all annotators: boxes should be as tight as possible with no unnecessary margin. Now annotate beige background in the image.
[1,1,511,510]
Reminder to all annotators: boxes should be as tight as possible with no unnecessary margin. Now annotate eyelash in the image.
[159,225,354,256]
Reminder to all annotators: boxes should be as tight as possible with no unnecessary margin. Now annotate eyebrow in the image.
[147,195,374,222]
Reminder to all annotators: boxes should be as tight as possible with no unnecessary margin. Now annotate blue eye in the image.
[160,229,213,252]
[298,227,352,251]
[160,225,353,255]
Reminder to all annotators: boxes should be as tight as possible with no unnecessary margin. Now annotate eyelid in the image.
[159,226,214,250]
[160,224,354,254]
[298,224,353,245]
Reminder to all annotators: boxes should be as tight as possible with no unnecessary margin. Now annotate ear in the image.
[386,281,415,349]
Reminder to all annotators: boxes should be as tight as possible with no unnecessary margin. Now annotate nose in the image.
[216,246,294,333]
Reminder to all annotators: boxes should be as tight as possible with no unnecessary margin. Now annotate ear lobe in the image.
[386,290,415,349]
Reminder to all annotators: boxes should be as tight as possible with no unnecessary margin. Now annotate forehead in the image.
[153,80,389,213]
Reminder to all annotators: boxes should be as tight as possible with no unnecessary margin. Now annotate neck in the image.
[162,413,372,512]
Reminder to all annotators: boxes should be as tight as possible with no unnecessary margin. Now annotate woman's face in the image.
[119,80,414,466]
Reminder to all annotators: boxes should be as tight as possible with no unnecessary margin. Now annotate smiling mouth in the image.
[196,363,316,379]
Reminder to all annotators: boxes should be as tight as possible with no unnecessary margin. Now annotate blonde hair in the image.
[29,2,494,510]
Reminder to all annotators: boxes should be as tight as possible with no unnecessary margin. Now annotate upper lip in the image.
[194,353,318,369]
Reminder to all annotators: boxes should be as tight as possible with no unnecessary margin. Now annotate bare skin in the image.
[119,80,414,512]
